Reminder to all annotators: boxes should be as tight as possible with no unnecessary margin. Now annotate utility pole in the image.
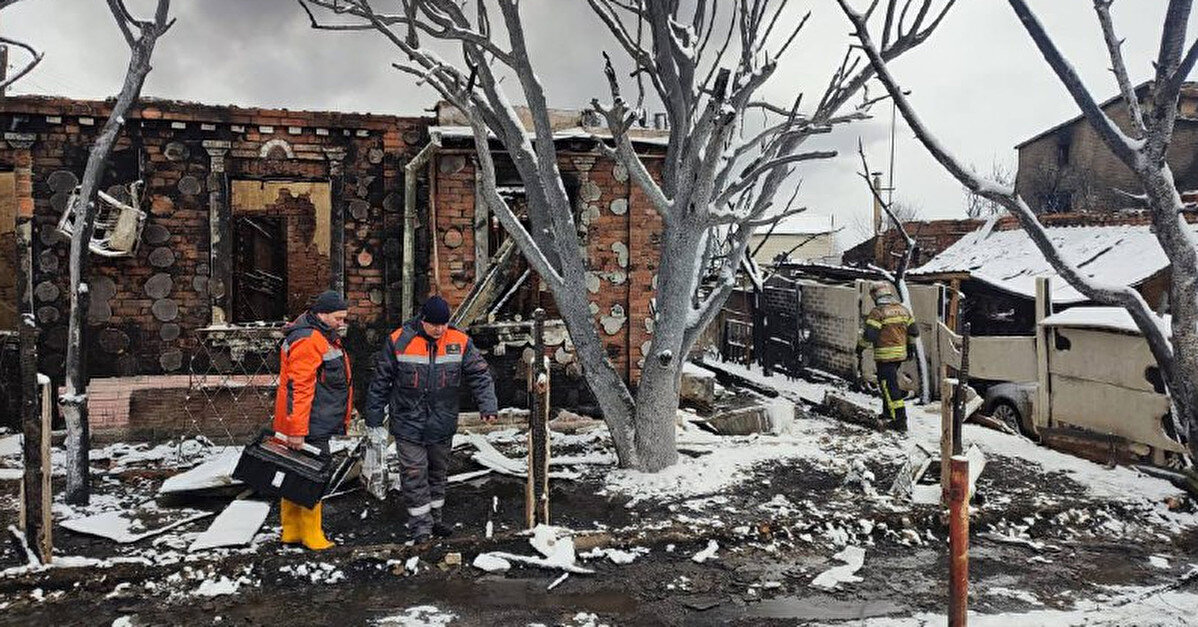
[872,171,885,266]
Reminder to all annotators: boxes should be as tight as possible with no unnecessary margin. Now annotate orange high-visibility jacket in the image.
[273,313,353,437]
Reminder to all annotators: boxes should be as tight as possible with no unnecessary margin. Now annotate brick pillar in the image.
[324,147,347,296]
[6,132,35,316]
[203,140,231,325]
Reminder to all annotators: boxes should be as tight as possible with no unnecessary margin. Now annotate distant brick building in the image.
[0,95,666,435]
[1015,82,1198,214]
[841,218,982,272]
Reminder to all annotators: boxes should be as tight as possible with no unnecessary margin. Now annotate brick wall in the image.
[843,218,981,271]
[0,96,428,383]
[430,148,664,387]
[798,280,860,379]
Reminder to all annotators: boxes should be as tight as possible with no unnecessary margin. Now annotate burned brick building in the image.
[1015,82,1198,214]
[0,95,665,437]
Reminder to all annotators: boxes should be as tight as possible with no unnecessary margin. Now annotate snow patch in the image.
[691,539,719,563]
[810,546,866,590]
[375,606,457,626]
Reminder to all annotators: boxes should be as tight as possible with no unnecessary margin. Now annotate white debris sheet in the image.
[810,546,867,590]
[157,448,243,494]
[189,500,271,552]
[61,505,212,544]
[473,524,595,575]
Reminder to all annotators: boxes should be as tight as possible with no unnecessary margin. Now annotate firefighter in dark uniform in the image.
[273,290,353,550]
[366,296,498,543]
[858,282,919,432]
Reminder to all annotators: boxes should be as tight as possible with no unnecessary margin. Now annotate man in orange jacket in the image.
[273,290,353,550]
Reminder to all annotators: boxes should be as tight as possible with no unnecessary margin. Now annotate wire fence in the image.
[182,325,285,448]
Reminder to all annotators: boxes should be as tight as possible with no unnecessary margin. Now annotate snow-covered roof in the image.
[1040,306,1169,336]
[911,223,1177,304]
[429,125,670,147]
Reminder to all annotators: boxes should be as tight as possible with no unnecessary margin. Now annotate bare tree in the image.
[301,0,951,471]
[838,0,1198,460]
[0,0,44,92]
[849,196,922,241]
[964,160,1012,218]
[60,0,174,504]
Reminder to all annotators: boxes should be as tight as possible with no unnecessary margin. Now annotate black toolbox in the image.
[232,430,335,508]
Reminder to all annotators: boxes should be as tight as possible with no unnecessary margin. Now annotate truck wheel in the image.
[991,401,1024,435]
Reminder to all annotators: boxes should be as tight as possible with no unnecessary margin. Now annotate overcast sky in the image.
[6,0,1196,247]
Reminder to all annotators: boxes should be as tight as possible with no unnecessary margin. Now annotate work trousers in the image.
[876,361,907,422]
[397,438,452,535]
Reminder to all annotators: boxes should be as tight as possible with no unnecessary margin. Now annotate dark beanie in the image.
[421,296,451,324]
[310,290,349,314]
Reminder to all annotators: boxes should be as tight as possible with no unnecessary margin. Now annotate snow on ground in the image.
[715,360,1194,507]
[374,605,457,626]
[603,418,838,505]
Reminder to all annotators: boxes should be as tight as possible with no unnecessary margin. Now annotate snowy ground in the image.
[1,364,1198,625]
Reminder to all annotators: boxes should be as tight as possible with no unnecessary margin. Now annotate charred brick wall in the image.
[430,148,664,387]
[0,96,429,385]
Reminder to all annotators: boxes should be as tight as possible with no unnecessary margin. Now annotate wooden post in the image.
[940,373,953,501]
[953,324,971,457]
[525,308,550,528]
[19,316,50,563]
[948,454,970,626]
[203,141,231,325]
[1033,277,1052,432]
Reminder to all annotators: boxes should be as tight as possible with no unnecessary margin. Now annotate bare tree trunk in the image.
[632,225,706,471]
[61,0,173,504]
[1145,169,1198,449]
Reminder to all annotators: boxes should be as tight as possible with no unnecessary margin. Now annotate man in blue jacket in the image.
[366,296,498,543]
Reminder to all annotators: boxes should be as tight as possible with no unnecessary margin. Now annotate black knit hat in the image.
[310,290,349,314]
[421,296,451,324]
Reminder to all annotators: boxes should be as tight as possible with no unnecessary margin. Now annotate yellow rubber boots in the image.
[279,499,301,544]
[280,499,334,550]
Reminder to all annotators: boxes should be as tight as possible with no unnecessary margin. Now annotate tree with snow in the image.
[838,0,1198,461]
[301,0,952,471]
[0,1,44,92]
[60,0,175,504]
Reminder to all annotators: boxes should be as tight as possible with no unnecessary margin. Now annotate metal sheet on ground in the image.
[189,500,271,551]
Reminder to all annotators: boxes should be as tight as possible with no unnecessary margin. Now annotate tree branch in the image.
[0,36,43,91]
[1006,0,1144,165]
[1094,0,1145,136]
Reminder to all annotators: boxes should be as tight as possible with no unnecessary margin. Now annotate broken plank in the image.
[821,392,886,431]
[189,500,271,552]
[158,448,242,494]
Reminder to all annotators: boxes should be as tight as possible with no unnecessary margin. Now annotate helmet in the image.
[870,282,896,299]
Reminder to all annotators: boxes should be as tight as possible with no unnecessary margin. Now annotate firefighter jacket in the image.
[273,312,354,438]
[365,318,498,444]
[861,298,920,363]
